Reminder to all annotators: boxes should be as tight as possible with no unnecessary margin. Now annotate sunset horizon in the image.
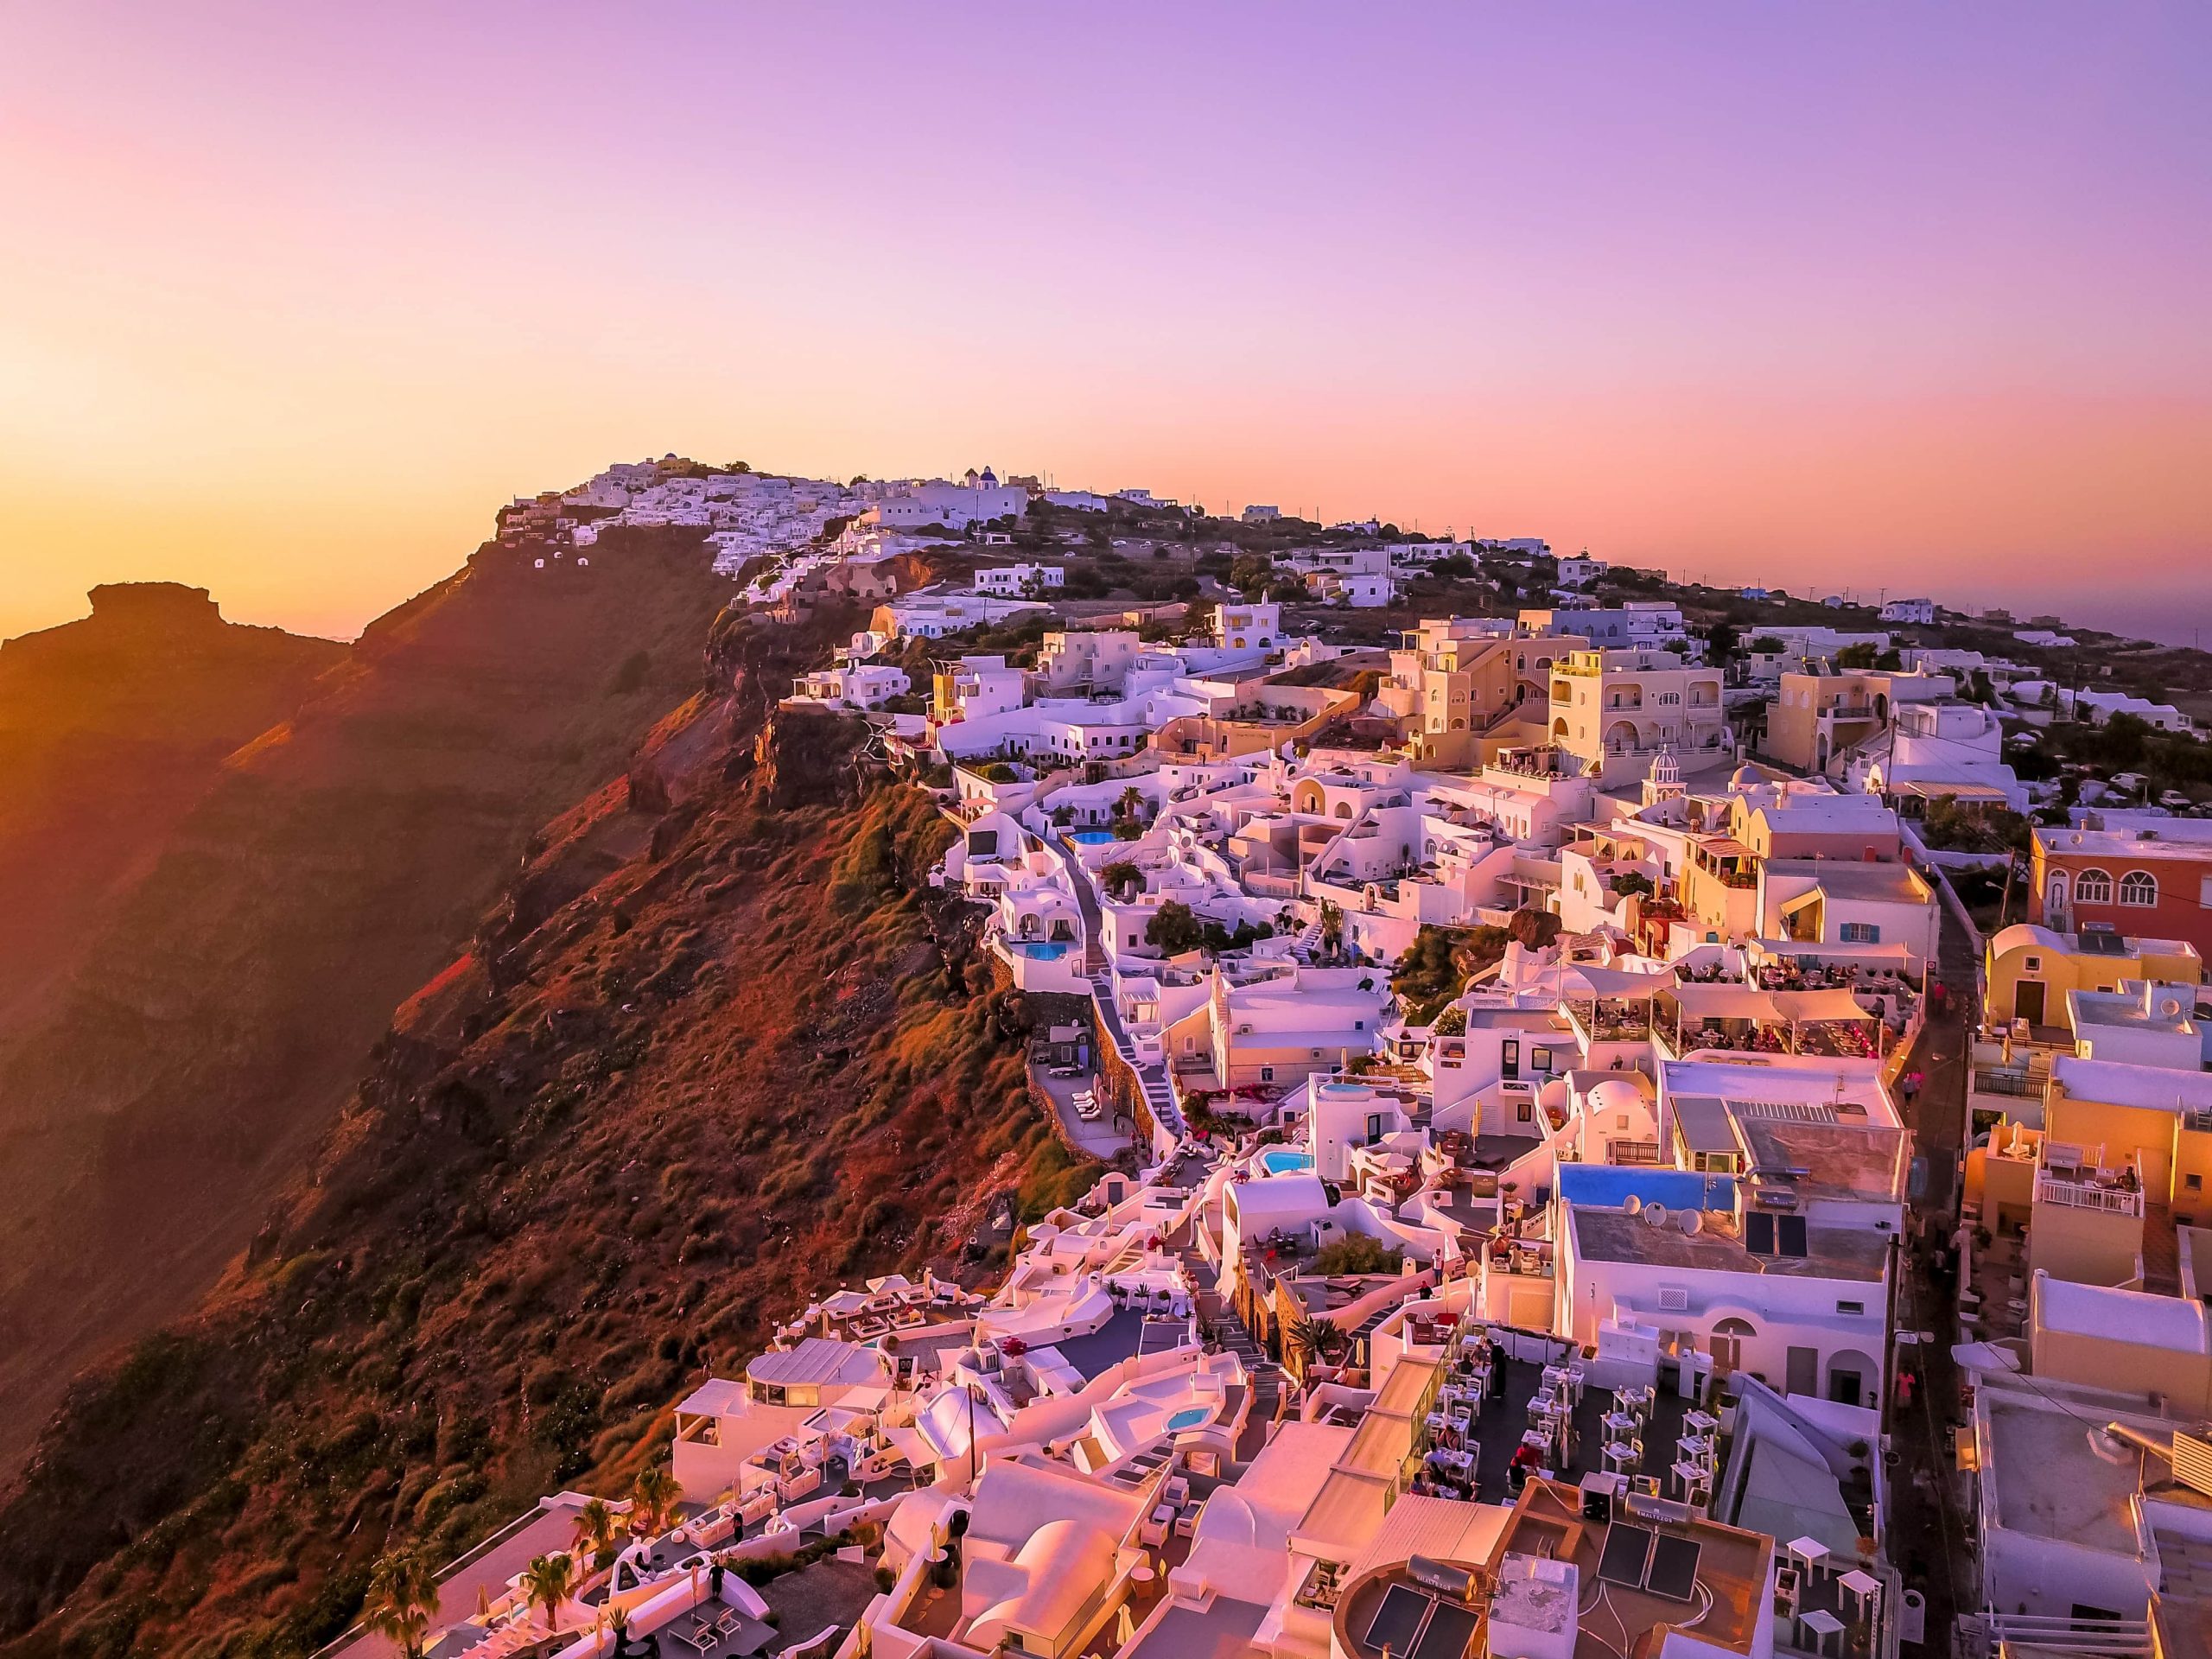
[5,3,2208,645]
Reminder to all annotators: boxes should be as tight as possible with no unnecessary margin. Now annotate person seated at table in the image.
[1508,1439,1543,1491]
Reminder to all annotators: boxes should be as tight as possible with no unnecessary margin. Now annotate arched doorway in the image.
[1710,1317,1756,1375]
[1827,1348,1880,1408]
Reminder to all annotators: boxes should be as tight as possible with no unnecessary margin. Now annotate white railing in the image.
[2033,1171,2143,1216]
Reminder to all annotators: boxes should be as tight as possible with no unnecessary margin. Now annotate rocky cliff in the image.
[0,628,1084,1655]
[0,582,345,1026]
[0,529,734,1466]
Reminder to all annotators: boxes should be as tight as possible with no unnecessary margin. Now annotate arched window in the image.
[2119,870,2158,907]
[2074,868,2113,905]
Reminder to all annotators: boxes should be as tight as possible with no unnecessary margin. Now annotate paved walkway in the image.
[1178,1242,1281,1463]
[1054,832,1184,1141]
[1881,899,1980,1645]
[1031,1062,1130,1160]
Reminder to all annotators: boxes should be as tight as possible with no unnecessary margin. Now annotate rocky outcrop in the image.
[0,530,731,1466]
[0,664,1059,1657]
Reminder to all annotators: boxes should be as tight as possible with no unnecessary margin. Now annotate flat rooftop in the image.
[1764,858,1927,903]
[1983,1393,2154,1555]
[1732,1115,1910,1203]
[1572,1205,1890,1282]
[2038,819,2212,859]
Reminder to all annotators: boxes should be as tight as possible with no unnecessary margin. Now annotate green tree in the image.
[1834,643,1879,671]
[520,1553,577,1633]
[1318,899,1344,960]
[571,1497,620,1569]
[1284,1308,1348,1370]
[1229,553,1275,595]
[1312,1233,1402,1274]
[364,1551,440,1659]
[1099,861,1144,902]
[1146,899,1205,956]
[629,1465,681,1540]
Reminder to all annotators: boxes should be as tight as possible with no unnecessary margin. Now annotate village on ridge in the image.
[353,459,2212,1659]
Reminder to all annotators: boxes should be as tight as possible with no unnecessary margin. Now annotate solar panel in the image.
[1598,1522,1656,1588]
[1365,1584,1432,1656]
[1647,1534,1703,1601]
[1410,1602,1480,1659]
[1777,1214,1809,1258]
[1744,1211,1776,1255]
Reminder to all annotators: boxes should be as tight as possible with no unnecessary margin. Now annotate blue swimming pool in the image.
[1012,940,1072,960]
[1071,830,1119,844]
[1257,1148,1314,1176]
[1554,1165,1736,1212]
[1166,1406,1211,1432]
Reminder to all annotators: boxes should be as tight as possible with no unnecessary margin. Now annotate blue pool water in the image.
[1554,1165,1736,1212]
[1014,940,1072,960]
[1071,830,1119,843]
[1257,1148,1314,1176]
[1166,1407,1211,1432]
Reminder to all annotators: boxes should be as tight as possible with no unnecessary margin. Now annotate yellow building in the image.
[1985,923,2202,1032]
[1379,619,1523,767]
[1967,1058,2212,1293]
[2029,1274,2212,1417]
[1547,648,1727,786]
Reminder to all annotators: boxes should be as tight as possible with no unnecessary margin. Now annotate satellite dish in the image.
[1622,1194,1643,1216]
[1644,1204,1669,1228]
[1679,1211,1703,1236]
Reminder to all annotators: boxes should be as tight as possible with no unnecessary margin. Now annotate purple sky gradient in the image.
[3,3,2207,642]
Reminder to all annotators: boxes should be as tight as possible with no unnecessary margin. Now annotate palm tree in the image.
[571,1497,619,1567]
[630,1464,682,1540]
[1284,1309,1346,1375]
[520,1552,577,1633]
[364,1550,440,1659]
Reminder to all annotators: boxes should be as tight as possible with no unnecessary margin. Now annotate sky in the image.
[3,3,2208,645]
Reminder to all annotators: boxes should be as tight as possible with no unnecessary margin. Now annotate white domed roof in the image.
[1730,763,1762,790]
[1588,1077,1649,1116]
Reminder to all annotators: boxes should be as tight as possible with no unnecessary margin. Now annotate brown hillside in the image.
[0,679,1085,1656]
[0,583,346,1025]
[0,530,733,1466]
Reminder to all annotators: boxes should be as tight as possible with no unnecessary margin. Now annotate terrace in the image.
[1653,984,1883,1061]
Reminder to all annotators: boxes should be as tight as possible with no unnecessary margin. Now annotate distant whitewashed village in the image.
[361,459,2212,1659]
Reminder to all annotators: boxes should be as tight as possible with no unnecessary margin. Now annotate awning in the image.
[1892,779,2012,801]
[1665,982,1785,1022]
[1770,988,1876,1025]
[1750,938,1915,965]
[1567,963,1678,999]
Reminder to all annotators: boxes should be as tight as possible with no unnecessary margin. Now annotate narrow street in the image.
[1883,897,1982,1646]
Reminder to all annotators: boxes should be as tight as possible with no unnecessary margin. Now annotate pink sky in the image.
[3,3,2207,644]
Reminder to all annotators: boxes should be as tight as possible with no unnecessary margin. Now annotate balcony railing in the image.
[2033,1171,2144,1216]
[1970,1067,2041,1098]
